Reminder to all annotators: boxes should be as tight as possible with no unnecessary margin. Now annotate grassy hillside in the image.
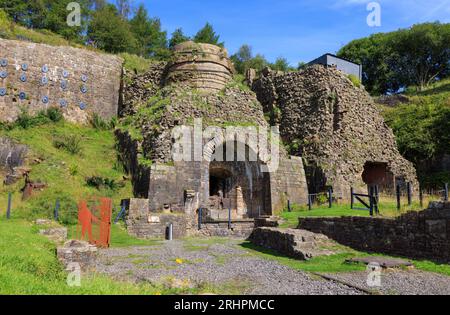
[380,78,450,188]
[0,113,131,224]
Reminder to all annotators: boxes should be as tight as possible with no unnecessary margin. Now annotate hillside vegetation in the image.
[0,112,131,224]
[380,78,450,187]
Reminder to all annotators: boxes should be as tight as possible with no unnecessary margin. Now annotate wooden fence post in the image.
[445,183,449,202]
[328,187,333,208]
[396,184,401,211]
[369,186,374,216]
[350,187,354,209]
[407,182,412,206]
[419,188,423,208]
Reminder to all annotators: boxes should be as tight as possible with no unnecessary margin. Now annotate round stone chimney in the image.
[165,41,235,92]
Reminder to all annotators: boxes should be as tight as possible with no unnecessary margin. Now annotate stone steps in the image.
[249,227,335,260]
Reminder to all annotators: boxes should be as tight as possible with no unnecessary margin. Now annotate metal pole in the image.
[374,186,379,215]
[54,199,60,221]
[407,182,412,206]
[445,183,449,202]
[287,200,291,212]
[328,187,333,208]
[350,187,354,209]
[198,208,202,230]
[228,207,231,230]
[6,192,11,219]
[308,195,312,211]
[114,204,126,224]
[396,184,401,211]
[167,223,173,241]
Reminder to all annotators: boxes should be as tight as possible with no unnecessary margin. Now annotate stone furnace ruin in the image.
[0,38,417,239]
[117,41,417,238]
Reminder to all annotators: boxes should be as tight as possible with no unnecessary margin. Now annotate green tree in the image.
[247,54,269,73]
[270,57,291,72]
[43,0,92,42]
[0,0,29,24]
[231,44,253,74]
[338,22,450,94]
[193,22,223,46]
[230,45,270,74]
[393,23,450,91]
[129,4,169,58]
[116,0,132,19]
[87,4,136,53]
[169,28,190,48]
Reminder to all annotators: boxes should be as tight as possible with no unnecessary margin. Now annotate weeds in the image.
[53,134,82,155]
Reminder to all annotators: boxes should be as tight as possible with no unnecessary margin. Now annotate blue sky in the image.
[130,0,450,66]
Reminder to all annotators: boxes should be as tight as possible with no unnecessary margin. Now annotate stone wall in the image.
[270,156,308,212]
[196,221,255,238]
[120,62,167,117]
[125,198,187,239]
[249,227,334,260]
[298,201,450,262]
[0,38,122,124]
[252,65,417,197]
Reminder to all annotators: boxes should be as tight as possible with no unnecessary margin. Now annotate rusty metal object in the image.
[21,172,46,199]
[77,197,112,248]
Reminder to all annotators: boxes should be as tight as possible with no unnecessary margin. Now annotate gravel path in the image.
[95,238,450,295]
[322,270,450,295]
[95,239,362,295]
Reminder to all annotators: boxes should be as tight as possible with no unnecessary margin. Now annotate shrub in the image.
[86,176,124,191]
[89,113,113,130]
[347,74,361,88]
[13,107,64,129]
[53,135,82,155]
[45,107,64,123]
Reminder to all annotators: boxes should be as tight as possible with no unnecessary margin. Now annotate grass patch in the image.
[120,53,156,74]
[279,197,439,228]
[109,224,163,248]
[66,223,162,248]
[0,220,169,294]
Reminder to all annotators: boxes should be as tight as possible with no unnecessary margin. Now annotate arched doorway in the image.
[362,161,394,192]
[204,139,271,220]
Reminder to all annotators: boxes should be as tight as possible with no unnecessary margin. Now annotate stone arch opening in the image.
[362,161,394,191]
[204,139,271,220]
[209,167,233,198]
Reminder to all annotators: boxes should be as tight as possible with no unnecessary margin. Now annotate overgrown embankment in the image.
[0,111,131,224]
[380,79,450,188]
